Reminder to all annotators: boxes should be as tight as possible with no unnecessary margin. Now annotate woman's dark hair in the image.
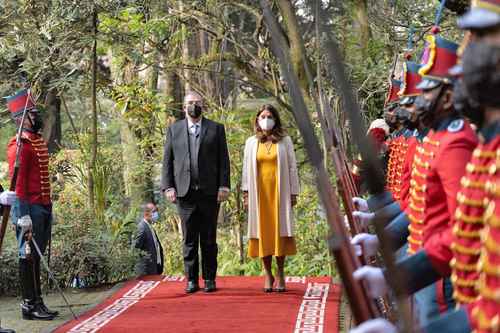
[254,104,286,143]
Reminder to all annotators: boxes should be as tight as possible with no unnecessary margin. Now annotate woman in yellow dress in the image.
[242,104,300,292]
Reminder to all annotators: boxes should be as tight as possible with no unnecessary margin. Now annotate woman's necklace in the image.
[264,141,273,154]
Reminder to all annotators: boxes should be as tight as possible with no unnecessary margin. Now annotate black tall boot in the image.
[19,259,54,321]
[33,260,59,317]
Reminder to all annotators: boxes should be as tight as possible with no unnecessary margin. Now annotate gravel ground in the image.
[0,284,121,333]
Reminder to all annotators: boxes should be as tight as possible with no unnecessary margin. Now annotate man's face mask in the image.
[186,104,202,118]
[462,41,500,109]
[396,107,417,130]
[29,111,43,132]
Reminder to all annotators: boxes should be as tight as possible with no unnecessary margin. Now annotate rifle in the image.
[259,0,379,324]
[310,2,413,331]
[0,90,31,255]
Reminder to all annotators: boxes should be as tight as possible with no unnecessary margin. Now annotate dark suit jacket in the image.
[134,220,164,276]
[161,117,230,197]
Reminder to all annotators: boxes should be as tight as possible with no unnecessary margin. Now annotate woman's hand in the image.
[243,191,248,209]
[291,195,298,207]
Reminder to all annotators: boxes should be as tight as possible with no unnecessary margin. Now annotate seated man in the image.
[134,203,164,276]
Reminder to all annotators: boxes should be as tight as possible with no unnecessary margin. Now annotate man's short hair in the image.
[141,203,156,215]
[184,90,203,103]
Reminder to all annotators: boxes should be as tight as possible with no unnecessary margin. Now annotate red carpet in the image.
[54,276,341,333]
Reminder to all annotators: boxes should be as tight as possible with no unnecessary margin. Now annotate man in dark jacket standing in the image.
[161,91,230,293]
[134,203,164,276]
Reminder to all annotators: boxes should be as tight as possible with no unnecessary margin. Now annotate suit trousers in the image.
[177,189,219,281]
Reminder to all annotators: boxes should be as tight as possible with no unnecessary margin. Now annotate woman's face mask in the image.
[151,211,160,223]
[258,117,275,131]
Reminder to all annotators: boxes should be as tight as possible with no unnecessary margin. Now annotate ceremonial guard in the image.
[5,89,58,320]
[395,60,424,210]
[353,30,477,325]
[350,1,500,332]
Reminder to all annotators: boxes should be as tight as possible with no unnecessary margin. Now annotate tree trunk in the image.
[88,9,98,214]
[42,91,61,153]
[276,0,309,92]
[353,0,371,55]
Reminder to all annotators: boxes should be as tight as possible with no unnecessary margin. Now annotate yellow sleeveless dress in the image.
[248,141,297,258]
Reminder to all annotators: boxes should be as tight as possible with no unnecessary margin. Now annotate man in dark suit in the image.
[161,91,230,293]
[134,203,164,276]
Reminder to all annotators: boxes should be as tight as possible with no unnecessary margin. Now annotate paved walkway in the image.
[0,284,119,333]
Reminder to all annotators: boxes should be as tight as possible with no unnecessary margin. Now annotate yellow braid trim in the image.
[455,208,485,224]
[419,35,437,76]
[450,257,479,271]
[452,224,482,239]
[471,305,500,332]
[451,242,482,255]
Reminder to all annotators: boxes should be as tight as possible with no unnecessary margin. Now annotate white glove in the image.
[0,191,17,206]
[18,215,33,234]
[353,266,388,298]
[353,197,369,212]
[349,318,397,333]
[353,211,375,229]
[351,233,379,258]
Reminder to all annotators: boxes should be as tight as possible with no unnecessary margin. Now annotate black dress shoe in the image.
[36,298,59,317]
[21,300,55,321]
[204,280,216,292]
[185,281,200,293]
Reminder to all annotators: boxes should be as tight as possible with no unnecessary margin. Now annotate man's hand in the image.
[291,195,298,207]
[351,233,379,258]
[218,189,229,202]
[352,197,369,212]
[353,211,375,229]
[0,190,17,206]
[165,189,177,203]
[353,266,388,298]
[349,319,397,333]
[18,215,33,234]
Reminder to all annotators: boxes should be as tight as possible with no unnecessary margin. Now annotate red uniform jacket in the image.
[466,134,500,333]
[7,131,51,206]
[399,135,419,211]
[386,133,409,201]
[406,118,477,255]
